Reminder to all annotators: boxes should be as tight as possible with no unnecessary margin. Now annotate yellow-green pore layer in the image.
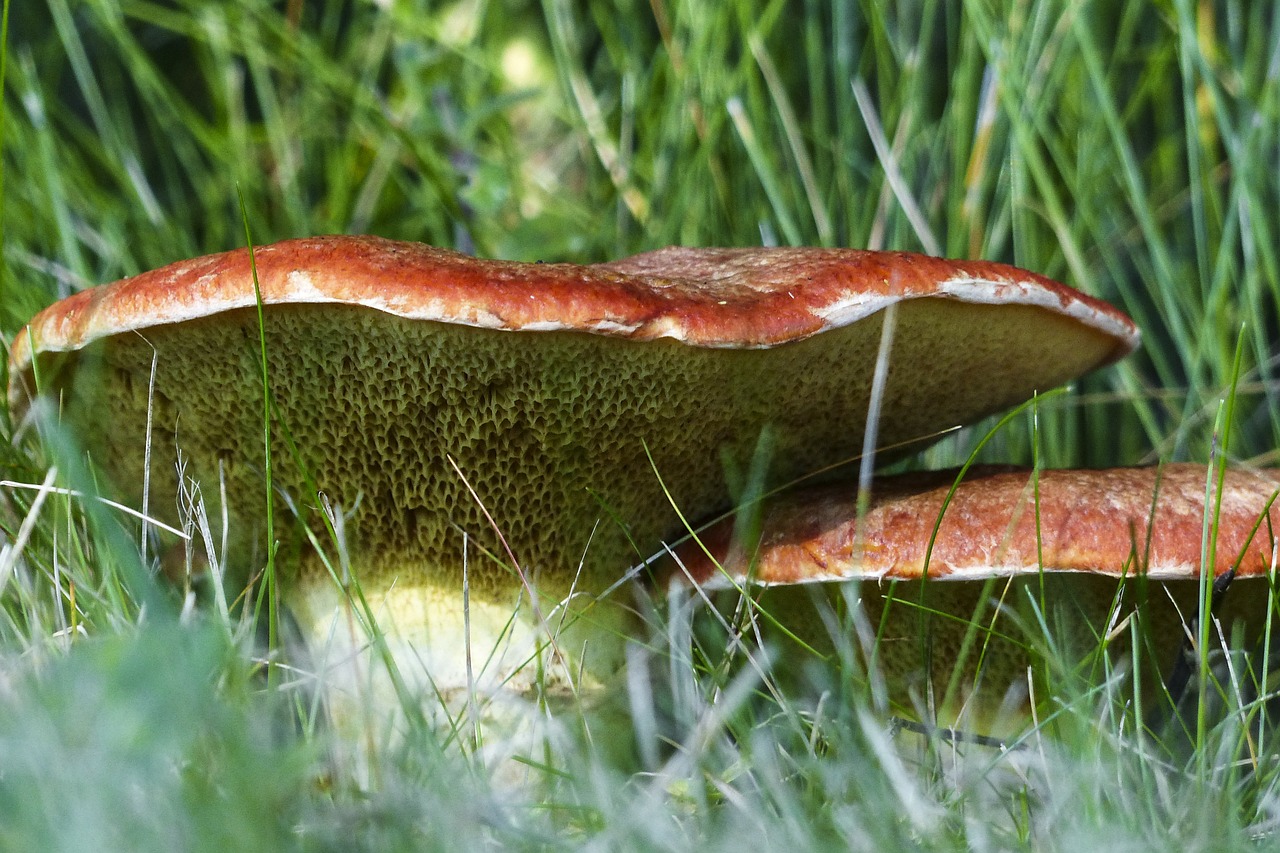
[22,299,1120,683]
[736,574,1272,734]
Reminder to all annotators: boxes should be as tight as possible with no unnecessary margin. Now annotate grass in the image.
[2,0,1280,849]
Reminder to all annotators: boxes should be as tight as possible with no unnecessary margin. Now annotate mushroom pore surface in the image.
[45,300,1119,599]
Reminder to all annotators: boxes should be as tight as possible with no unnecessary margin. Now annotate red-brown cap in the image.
[663,464,1280,588]
[8,236,1137,404]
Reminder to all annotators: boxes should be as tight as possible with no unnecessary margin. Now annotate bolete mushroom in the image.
[6,236,1139,701]
[661,464,1280,725]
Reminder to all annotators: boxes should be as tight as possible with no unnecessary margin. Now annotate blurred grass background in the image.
[2,0,1279,849]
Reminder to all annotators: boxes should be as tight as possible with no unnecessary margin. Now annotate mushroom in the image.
[661,464,1280,724]
[6,235,1139,700]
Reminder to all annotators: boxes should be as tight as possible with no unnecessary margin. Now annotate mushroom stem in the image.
[290,567,632,703]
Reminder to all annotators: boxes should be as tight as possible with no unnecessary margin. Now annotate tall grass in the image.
[2,0,1279,849]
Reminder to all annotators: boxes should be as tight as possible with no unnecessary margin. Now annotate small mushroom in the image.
[6,236,1139,698]
[662,464,1280,722]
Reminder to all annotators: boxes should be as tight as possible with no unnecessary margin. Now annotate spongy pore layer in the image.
[52,297,1117,602]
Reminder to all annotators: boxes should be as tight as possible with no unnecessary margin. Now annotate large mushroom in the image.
[6,235,1138,701]
[662,464,1280,726]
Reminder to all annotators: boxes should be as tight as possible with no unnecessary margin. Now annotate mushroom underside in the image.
[718,572,1270,732]
[39,298,1118,599]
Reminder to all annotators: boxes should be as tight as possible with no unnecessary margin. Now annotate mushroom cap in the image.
[662,464,1280,588]
[7,236,1139,604]
[8,236,1137,374]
